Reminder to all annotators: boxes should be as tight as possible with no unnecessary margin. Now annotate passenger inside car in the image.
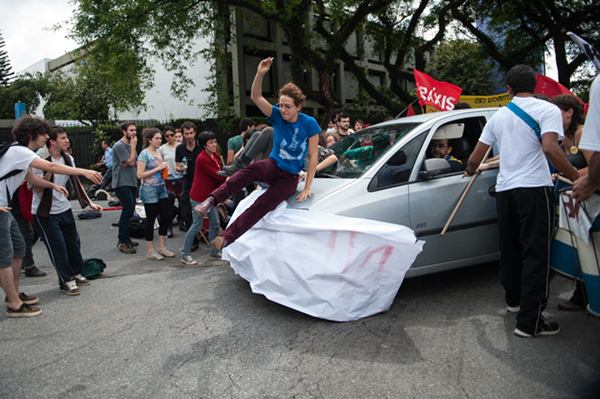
[313,132,392,176]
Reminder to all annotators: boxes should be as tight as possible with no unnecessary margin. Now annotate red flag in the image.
[406,103,416,116]
[534,73,577,98]
[413,69,463,111]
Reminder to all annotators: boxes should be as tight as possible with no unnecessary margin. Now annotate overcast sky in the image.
[0,0,77,72]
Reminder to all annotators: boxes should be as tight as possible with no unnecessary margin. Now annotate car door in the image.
[364,130,428,227]
[408,114,500,271]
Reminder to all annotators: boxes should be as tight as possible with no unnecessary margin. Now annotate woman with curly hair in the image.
[194,57,321,250]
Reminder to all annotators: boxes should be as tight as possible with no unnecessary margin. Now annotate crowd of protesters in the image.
[1,58,599,342]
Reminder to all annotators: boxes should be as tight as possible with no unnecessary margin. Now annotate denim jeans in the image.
[182,200,219,257]
[0,212,25,268]
[114,186,137,243]
[34,210,84,286]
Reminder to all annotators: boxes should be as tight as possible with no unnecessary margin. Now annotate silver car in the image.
[289,108,501,277]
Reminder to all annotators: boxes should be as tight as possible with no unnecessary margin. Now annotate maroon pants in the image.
[211,159,298,244]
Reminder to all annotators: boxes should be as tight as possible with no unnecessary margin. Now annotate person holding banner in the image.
[194,57,320,251]
[466,65,579,338]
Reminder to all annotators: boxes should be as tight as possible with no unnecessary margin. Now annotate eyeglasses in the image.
[277,103,296,110]
[165,134,174,137]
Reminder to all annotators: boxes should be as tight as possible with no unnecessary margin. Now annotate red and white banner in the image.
[414,69,463,111]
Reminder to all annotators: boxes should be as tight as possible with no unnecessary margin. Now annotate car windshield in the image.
[322,123,419,178]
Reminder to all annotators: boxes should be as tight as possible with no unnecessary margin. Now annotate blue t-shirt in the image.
[268,105,321,174]
[104,147,113,168]
[138,149,164,187]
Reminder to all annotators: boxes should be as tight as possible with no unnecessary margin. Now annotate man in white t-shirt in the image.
[31,126,102,296]
[0,117,102,317]
[467,65,579,338]
[572,74,600,203]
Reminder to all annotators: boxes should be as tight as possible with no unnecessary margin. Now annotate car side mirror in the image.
[387,151,407,166]
[420,158,452,180]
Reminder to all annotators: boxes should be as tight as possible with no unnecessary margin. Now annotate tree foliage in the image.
[69,0,457,116]
[426,39,495,95]
[42,49,146,125]
[66,0,598,119]
[0,48,144,124]
[452,0,600,88]
[0,30,15,87]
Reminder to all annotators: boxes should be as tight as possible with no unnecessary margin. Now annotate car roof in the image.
[371,108,501,129]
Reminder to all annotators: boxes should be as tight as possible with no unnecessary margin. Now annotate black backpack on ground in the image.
[129,214,145,238]
[110,213,145,238]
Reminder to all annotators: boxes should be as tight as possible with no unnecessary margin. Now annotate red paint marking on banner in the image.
[358,245,395,272]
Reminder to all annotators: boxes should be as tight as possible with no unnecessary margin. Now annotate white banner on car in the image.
[222,189,425,321]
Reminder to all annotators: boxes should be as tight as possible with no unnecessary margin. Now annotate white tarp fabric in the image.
[222,189,425,321]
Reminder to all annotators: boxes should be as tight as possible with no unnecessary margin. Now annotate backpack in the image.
[78,210,102,220]
[0,143,24,202]
[82,258,107,279]
[129,214,146,238]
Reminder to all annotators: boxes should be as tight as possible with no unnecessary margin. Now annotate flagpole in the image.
[395,98,419,119]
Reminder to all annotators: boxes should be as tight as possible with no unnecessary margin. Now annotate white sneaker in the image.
[146,250,164,261]
[62,280,80,296]
[158,247,176,258]
[180,255,197,265]
[74,274,91,286]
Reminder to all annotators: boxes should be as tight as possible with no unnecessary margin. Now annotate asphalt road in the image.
[1,201,599,399]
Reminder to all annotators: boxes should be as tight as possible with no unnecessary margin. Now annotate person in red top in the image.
[180,131,226,264]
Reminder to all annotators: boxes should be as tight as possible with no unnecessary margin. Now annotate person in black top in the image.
[175,121,201,231]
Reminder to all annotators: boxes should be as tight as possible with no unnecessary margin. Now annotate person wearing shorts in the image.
[1,117,102,317]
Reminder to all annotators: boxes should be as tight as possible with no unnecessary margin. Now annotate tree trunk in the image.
[318,68,338,111]
[552,36,571,88]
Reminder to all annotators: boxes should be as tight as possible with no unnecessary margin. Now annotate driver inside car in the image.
[428,139,464,172]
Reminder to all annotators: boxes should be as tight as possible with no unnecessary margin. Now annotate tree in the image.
[452,0,600,88]
[0,73,48,119]
[69,0,456,117]
[426,39,495,95]
[42,50,146,125]
[0,30,15,86]
[336,0,459,109]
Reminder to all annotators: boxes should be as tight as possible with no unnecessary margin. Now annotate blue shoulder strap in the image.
[505,102,542,141]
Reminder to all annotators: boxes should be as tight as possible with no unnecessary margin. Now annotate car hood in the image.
[287,178,355,210]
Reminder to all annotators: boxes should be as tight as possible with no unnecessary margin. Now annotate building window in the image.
[243,49,276,96]
[241,9,272,41]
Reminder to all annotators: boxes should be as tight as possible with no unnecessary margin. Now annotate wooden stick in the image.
[440,146,493,236]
